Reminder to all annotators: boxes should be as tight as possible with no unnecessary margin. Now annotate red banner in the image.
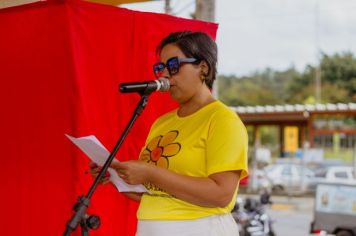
[0,0,217,235]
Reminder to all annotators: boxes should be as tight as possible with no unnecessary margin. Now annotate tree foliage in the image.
[218,52,356,106]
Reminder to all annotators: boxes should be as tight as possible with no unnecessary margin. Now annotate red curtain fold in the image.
[0,1,217,235]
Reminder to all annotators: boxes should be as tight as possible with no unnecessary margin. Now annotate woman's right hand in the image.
[88,161,111,185]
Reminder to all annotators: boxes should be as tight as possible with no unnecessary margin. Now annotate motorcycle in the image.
[232,193,275,236]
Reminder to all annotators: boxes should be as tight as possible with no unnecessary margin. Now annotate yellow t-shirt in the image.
[137,100,248,220]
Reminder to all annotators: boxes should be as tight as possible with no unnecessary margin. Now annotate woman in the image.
[91,31,248,236]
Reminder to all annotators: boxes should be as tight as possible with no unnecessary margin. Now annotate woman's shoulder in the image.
[210,101,239,119]
[209,101,246,130]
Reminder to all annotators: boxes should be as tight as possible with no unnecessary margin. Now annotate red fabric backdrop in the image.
[0,0,217,235]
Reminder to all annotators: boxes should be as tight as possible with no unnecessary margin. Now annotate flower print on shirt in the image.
[140,130,181,169]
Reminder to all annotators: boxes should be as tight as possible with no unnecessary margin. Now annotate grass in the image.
[323,148,355,163]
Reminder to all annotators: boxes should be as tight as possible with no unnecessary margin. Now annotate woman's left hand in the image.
[110,160,153,185]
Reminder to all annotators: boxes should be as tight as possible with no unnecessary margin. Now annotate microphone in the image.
[119,77,170,94]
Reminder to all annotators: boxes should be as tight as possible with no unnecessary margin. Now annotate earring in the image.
[200,73,206,81]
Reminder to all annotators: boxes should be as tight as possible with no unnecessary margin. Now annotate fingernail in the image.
[104,171,110,177]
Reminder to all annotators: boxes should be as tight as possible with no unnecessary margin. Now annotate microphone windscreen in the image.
[158,77,170,91]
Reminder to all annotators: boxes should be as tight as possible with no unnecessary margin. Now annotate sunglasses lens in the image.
[153,57,184,77]
[153,63,165,78]
[167,57,179,75]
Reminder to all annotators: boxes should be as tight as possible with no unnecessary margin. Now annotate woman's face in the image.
[159,44,204,104]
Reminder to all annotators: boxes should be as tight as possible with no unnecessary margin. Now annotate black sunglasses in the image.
[153,57,199,78]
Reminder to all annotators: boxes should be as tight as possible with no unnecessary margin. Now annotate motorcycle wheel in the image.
[336,230,353,236]
[268,223,276,236]
[268,231,276,236]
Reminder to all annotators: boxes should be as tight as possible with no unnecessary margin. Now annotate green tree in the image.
[218,51,356,106]
[321,52,356,102]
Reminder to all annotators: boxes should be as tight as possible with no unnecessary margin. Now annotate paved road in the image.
[240,194,315,236]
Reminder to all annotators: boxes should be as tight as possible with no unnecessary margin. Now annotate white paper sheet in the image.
[65,134,147,193]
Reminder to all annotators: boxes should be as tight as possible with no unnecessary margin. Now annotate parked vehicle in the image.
[264,163,314,194]
[310,183,356,236]
[232,194,275,236]
[308,166,356,192]
[239,169,272,193]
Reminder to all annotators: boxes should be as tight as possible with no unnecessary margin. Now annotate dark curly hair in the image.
[156,31,218,89]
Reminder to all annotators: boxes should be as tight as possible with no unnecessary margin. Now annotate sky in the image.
[121,0,356,76]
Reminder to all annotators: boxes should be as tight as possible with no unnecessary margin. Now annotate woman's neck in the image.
[177,89,216,117]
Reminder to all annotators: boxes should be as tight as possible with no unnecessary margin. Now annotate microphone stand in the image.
[63,90,152,236]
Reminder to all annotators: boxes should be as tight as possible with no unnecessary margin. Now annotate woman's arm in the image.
[112,161,241,208]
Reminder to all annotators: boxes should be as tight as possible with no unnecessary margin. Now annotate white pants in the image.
[136,213,239,236]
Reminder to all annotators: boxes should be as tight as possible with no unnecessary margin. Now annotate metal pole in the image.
[249,126,259,193]
[195,0,217,97]
[314,0,322,103]
[195,0,215,22]
[165,0,172,14]
[353,145,356,177]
